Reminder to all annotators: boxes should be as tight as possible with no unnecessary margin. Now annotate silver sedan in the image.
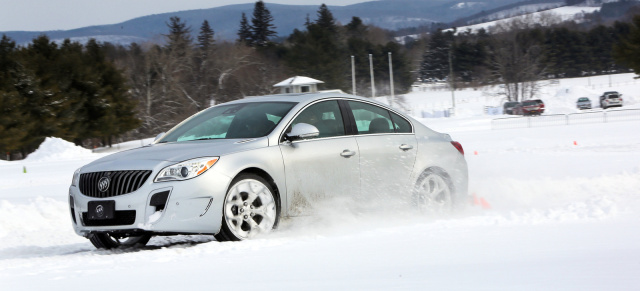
[69,92,468,249]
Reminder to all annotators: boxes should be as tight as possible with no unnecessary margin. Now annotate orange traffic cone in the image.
[480,198,492,209]
[573,141,577,146]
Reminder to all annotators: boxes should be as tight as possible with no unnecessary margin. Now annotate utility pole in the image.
[388,52,395,108]
[351,55,356,95]
[448,45,455,116]
[369,54,375,98]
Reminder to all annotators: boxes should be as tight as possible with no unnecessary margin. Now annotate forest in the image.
[2,0,640,159]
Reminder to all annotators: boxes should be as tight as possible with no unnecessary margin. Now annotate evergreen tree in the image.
[0,35,30,155]
[165,16,193,56]
[197,20,215,53]
[237,12,253,46]
[316,4,338,33]
[420,30,454,82]
[613,16,640,74]
[250,1,277,47]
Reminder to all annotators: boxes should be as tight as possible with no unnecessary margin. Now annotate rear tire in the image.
[88,233,152,249]
[215,173,279,241]
[412,169,454,214]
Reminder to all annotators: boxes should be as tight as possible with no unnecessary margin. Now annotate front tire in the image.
[215,174,279,241]
[88,233,152,249]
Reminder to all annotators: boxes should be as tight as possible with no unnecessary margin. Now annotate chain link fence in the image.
[492,109,640,129]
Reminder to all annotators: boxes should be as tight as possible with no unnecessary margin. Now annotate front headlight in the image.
[71,168,81,186]
[154,157,219,182]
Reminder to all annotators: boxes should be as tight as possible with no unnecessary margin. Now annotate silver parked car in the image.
[576,97,591,110]
[69,92,468,249]
[600,91,623,109]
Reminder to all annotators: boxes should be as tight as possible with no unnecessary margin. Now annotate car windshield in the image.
[522,101,537,106]
[579,98,589,101]
[158,101,297,143]
[607,94,619,99]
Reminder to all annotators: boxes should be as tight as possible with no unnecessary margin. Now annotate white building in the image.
[273,76,324,94]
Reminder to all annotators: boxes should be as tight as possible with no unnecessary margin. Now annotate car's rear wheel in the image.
[215,174,279,241]
[88,233,152,249]
[413,169,454,214]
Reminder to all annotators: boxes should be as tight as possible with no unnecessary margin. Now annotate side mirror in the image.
[285,123,319,141]
[154,132,166,143]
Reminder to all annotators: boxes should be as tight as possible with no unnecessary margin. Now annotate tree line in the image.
[0,36,139,158]
[419,12,640,101]
[3,0,640,159]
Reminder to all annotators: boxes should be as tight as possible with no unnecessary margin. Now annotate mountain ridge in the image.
[1,0,525,45]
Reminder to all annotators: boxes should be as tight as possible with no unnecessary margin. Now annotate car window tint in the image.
[390,111,412,133]
[347,101,394,134]
[290,100,345,139]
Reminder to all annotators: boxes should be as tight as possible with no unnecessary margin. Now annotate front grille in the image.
[79,170,152,198]
[82,210,136,226]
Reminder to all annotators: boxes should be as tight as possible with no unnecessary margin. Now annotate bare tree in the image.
[490,19,546,102]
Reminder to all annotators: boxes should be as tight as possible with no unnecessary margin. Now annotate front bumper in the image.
[69,168,231,237]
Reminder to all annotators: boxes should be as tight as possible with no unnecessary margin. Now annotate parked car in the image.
[69,92,469,249]
[576,97,592,110]
[503,101,520,115]
[600,91,623,109]
[514,99,545,115]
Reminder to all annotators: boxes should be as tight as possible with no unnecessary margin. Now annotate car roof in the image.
[220,91,386,107]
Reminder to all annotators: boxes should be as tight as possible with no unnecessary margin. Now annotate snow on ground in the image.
[1,73,640,290]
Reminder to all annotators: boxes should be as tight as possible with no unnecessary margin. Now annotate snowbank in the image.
[25,137,93,162]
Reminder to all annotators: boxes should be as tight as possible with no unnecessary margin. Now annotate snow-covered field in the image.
[1,74,640,290]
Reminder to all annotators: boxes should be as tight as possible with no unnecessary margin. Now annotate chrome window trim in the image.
[277,97,415,145]
[344,99,415,135]
[278,98,350,144]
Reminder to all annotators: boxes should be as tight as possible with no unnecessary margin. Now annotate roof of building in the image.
[273,76,324,87]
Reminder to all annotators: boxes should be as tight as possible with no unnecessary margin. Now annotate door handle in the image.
[399,144,414,151]
[340,149,356,158]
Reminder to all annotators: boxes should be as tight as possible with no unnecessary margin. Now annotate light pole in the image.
[351,55,356,95]
[448,45,455,116]
[369,54,375,98]
[388,52,395,107]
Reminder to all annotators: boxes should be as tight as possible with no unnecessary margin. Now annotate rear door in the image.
[344,100,417,199]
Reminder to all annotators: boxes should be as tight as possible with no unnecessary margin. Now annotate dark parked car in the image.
[576,97,591,110]
[503,101,520,115]
[600,91,623,109]
[515,99,545,116]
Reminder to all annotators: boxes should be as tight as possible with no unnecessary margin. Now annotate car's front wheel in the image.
[413,169,454,214]
[88,233,152,249]
[215,174,279,241]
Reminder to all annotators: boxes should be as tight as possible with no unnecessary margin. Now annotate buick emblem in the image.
[98,177,110,192]
[96,205,104,218]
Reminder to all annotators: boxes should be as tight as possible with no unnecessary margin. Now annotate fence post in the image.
[566,114,569,125]
[604,112,607,123]
[528,117,532,128]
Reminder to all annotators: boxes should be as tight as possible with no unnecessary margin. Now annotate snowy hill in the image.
[450,5,601,34]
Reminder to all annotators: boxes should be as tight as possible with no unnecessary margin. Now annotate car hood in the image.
[81,138,269,172]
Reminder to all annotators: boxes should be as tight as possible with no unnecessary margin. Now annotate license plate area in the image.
[88,200,115,220]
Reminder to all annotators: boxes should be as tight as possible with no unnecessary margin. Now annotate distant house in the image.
[273,76,324,94]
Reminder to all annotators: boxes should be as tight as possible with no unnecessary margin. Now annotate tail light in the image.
[451,141,464,156]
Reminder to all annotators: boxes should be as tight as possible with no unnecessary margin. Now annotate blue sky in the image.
[0,0,371,31]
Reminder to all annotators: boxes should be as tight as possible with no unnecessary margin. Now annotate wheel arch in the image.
[232,167,282,214]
